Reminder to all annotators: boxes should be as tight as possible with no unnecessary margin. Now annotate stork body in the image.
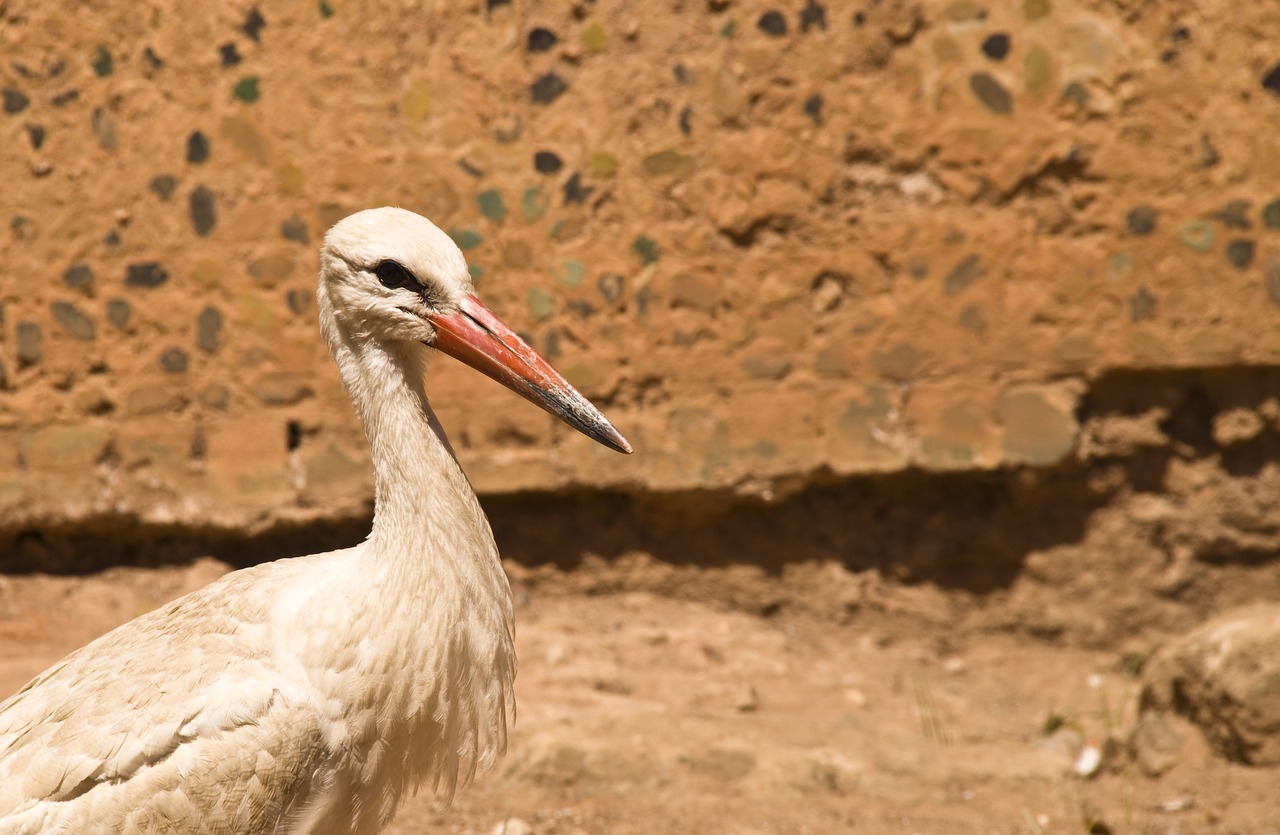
[0,208,630,834]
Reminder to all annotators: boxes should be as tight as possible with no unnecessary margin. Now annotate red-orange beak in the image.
[428,293,633,454]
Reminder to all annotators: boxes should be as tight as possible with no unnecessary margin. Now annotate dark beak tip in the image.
[604,418,633,453]
[593,424,633,455]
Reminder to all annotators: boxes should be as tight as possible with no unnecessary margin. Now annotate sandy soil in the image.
[0,557,1276,835]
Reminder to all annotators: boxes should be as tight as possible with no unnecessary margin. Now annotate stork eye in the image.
[374,260,419,290]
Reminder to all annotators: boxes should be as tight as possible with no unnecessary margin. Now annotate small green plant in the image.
[1041,711,1069,735]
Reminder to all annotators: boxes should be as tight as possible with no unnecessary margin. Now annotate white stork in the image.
[0,207,631,834]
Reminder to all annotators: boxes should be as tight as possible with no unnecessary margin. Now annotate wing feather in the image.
[0,560,332,833]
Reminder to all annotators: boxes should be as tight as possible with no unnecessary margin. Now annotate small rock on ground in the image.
[1141,603,1280,766]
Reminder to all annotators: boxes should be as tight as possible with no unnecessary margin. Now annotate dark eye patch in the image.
[373,260,420,290]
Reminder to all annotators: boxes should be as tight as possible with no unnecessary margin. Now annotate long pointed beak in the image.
[428,293,633,454]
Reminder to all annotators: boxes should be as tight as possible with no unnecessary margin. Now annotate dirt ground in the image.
[1,553,1276,835]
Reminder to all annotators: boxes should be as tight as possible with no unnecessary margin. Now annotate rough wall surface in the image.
[1,0,1279,534]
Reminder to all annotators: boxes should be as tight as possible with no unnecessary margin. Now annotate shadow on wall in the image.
[1079,364,1280,489]
[0,467,1099,594]
[6,364,1280,589]
[0,516,375,577]
[487,467,1100,594]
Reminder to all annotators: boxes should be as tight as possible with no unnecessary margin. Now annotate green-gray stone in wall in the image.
[477,190,507,222]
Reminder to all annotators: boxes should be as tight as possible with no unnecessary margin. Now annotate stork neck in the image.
[318,315,516,803]
[331,328,484,558]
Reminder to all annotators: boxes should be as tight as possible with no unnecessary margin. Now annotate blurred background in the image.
[3,1,1280,832]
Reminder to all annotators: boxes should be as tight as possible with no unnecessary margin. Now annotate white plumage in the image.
[0,207,631,834]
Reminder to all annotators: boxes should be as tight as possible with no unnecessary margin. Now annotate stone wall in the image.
[2,0,1279,534]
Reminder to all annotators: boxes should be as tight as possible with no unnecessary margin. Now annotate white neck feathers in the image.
[317,284,515,805]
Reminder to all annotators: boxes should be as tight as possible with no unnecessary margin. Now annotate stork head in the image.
[320,206,632,454]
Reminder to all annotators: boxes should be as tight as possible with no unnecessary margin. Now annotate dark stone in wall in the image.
[126,263,169,288]
[970,73,1012,114]
[160,348,189,373]
[1131,287,1157,322]
[1225,239,1255,270]
[242,8,266,41]
[188,186,216,236]
[219,43,241,67]
[531,73,568,104]
[51,302,95,341]
[1127,205,1158,235]
[190,186,216,236]
[800,2,826,32]
[106,299,132,329]
[281,215,309,243]
[2,88,29,114]
[197,306,222,352]
[91,107,117,150]
[286,289,311,315]
[534,151,563,174]
[982,33,1011,60]
[758,11,788,36]
[528,28,557,52]
[1212,200,1252,230]
[804,93,823,125]
[563,172,592,205]
[16,322,41,366]
[1263,63,1280,96]
[186,131,210,163]
[1264,199,1280,230]
[63,264,94,293]
[945,254,983,295]
[92,46,113,77]
[149,175,177,200]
